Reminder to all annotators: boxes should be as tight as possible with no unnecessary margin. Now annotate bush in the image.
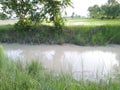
[14,19,32,31]
[91,32,106,45]
[0,13,8,20]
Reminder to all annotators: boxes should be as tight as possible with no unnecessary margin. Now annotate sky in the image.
[0,0,109,17]
[66,0,108,17]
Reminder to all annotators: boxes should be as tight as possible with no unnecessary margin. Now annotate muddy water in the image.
[2,43,120,80]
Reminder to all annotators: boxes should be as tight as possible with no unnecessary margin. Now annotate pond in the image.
[2,43,120,81]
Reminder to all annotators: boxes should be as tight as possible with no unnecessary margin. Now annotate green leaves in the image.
[0,13,8,20]
[1,0,72,31]
[88,0,120,19]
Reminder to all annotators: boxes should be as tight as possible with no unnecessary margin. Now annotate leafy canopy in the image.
[88,0,120,19]
[0,0,72,31]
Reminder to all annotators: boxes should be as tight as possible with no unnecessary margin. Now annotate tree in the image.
[0,13,8,20]
[100,5,109,19]
[0,0,39,31]
[106,0,120,19]
[37,0,73,31]
[71,12,75,18]
[100,0,120,19]
[108,0,118,6]
[1,0,72,31]
[88,5,101,18]
[88,0,120,19]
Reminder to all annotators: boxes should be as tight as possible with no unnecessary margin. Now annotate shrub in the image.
[91,32,106,45]
[14,19,32,31]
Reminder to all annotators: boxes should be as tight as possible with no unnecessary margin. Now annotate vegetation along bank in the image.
[0,0,120,46]
[0,22,120,45]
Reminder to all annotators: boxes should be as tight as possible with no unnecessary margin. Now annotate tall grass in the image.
[0,45,120,90]
[0,25,14,31]
[0,19,120,45]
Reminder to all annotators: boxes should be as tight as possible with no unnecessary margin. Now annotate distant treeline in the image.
[88,0,120,19]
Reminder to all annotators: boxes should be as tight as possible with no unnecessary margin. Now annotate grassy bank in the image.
[0,19,120,45]
[0,25,120,45]
[0,45,120,90]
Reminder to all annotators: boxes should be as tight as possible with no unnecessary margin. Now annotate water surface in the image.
[2,43,120,80]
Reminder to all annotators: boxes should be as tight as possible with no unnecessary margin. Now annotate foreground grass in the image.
[0,45,120,90]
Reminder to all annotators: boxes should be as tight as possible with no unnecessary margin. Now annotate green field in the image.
[65,18,120,26]
[0,19,120,26]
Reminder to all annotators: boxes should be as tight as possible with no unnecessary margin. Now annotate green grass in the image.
[0,45,120,90]
[0,18,120,45]
[1,18,120,26]
[66,18,120,26]
[0,25,14,31]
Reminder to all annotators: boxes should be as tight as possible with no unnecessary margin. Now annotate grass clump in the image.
[0,45,5,68]
[0,45,4,60]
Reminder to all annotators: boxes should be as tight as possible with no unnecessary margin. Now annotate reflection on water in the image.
[61,51,118,80]
[42,50,55,60]
[2,44,120,80]
[6,49,23,60]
